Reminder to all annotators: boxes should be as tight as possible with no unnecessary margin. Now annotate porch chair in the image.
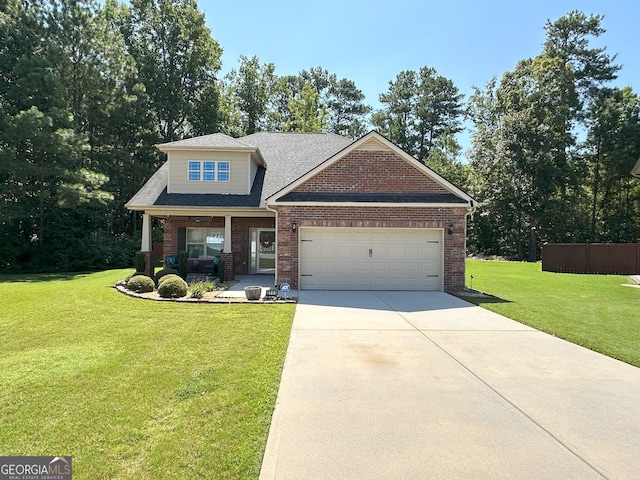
[165,255,180,270]
[202,256,220,276]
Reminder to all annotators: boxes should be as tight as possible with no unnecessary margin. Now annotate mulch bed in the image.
[114,281,297,304]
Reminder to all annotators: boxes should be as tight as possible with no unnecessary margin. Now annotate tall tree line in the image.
[0,0,221,271]
[467,11,640,260]
[0,2,637,272]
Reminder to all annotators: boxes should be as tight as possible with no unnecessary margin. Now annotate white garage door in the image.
[299,228,442,290]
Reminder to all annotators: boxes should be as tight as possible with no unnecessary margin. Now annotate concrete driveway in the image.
[259,291,640,480]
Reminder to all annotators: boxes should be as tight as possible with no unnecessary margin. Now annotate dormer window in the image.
[188,161,230,182]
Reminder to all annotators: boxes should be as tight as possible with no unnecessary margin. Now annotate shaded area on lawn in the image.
[0,272,92,283]
[458,295,512,306]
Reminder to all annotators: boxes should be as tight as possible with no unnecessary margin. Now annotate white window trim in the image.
[186,227,225,259]
[188,161,230,182]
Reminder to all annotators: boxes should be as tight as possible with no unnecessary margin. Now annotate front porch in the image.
[139,211,276,281]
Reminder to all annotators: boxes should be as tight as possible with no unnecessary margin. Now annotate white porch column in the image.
[223,215,232,253]
[140,213,152,252]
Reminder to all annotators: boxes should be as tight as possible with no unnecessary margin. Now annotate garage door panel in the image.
[299,228,442,291]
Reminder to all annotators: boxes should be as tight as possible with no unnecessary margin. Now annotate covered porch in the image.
[138,209,276,280]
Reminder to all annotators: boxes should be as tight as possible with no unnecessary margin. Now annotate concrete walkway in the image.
[215,275,285,299]
[260,291,640,480]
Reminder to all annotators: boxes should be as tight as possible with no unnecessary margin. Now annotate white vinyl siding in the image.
[355,138,387,151]
[168,151,250,194]
[299,228,442,291]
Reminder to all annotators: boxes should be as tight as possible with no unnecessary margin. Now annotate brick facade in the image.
[294,150,450,194]
[220,252,234,281]
[144,251,155,278]
[272,206,468,293]
[272,148,470,293]
[158,148,470,293]
[163,216,275,276]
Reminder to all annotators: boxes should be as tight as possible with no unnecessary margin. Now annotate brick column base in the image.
[220,252,234,282]
[144,252,155,278]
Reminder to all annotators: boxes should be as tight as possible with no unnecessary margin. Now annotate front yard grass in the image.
[0,269,295,479]
[464,259,640,367]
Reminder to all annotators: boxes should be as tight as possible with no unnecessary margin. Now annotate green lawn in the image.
[0,270,295,479]
[464,259,640,367]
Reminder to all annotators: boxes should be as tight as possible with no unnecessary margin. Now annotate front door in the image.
[256,229,276,273]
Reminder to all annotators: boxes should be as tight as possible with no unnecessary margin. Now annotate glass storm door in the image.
[251,230,276,273]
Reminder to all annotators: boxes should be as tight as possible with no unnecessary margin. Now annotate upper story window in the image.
[188,161,230,182]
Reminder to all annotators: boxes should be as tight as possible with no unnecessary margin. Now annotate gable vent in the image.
[356,138,390,151]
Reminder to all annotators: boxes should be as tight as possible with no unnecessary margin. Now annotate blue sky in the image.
[202,0,639,149]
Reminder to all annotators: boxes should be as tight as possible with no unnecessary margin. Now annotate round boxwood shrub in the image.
[126,274,155,293]
[158,275,188,298]
[154,268,179,286]
[158,273,182,285]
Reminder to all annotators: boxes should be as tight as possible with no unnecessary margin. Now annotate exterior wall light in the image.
[448,222,454,235]
[291,220,297,232]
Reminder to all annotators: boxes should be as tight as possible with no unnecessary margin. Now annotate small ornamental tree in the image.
[178,251,189,279]
[133,251,146,273]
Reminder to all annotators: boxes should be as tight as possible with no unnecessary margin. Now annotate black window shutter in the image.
[177,228,186,254]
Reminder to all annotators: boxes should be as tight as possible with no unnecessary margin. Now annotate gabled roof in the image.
[127,131,477,212]
[157,133,254,150]
[153,167,265,208]
[267,131,477,207]
[126,132,352,210]
[126,161,170,209]
[239,132,352,205]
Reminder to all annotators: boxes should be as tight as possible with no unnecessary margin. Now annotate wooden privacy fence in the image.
[542,243,640,274]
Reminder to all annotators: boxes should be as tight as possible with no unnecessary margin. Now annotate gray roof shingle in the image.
[276,192,468,203]
[126,161,170,208]
[157,133,253,149]
[127,132,352,209]
[126,132,471,210]
[154,167,265,207]
[238,132,352,204]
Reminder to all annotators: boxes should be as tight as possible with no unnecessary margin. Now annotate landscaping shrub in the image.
[218,258,225,283]
[122,271,138,284]
[189,279,215,299]
[154,268,179,285]
[178,251,189,279]
[126,274,155,293]
[190,283,205,299]
[158,275,188,298]
[133,251,146,273]
[158,274,182,285]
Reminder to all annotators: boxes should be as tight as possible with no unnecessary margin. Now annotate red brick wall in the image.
[230,217,275,275]
[163,216,275,276]
[273,206,468,293]
[294,150,450,194]
[220,252,234,281]
[163,218,225,259]
[273,149,469,292]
